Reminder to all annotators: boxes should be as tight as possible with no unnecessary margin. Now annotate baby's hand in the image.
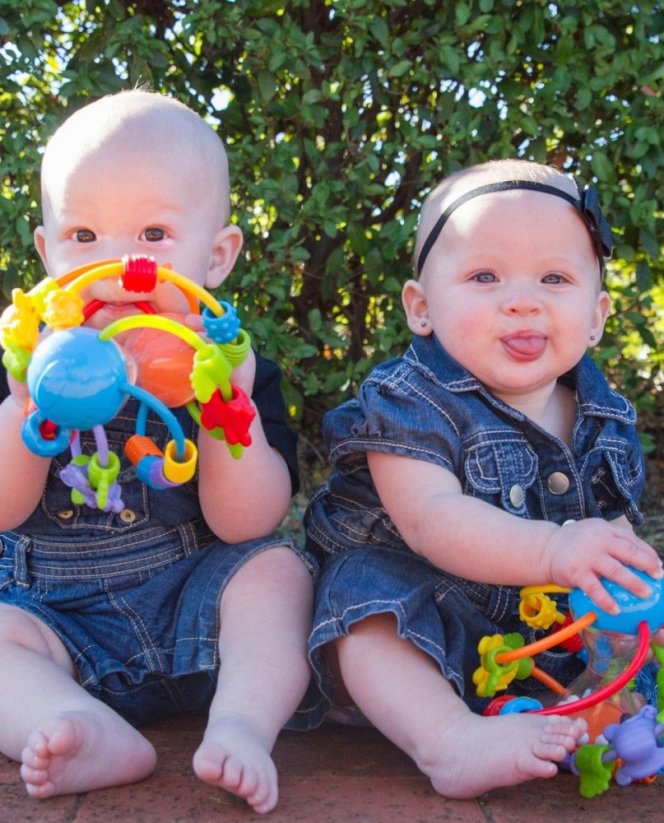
[183,312,206,335]
[543,518,663,615]
[650,626,664,648]
[7,371,30,407]
[230,347,256,398]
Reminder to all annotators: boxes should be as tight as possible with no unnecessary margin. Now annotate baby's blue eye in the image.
[542,273,566,284]
[143,227,165,242]
[75,229,96,243]
[474,271,496,282]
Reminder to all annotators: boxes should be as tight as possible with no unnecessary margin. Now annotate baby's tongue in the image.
[504,336,545,356]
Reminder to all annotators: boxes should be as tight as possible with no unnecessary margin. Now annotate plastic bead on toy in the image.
[0,256,255,512]
[475,570,664,797]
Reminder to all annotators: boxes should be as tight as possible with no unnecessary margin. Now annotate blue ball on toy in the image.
[569,567,664,634]
[27,327,130,430]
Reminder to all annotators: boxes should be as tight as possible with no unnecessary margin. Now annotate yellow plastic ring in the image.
[99,314,206,350]
[163,438,198,484]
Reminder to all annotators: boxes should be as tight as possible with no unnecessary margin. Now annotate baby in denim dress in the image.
[0,90,321,813]
[305,158,663,798]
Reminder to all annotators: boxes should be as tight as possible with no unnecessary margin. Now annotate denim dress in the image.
[306,334,648,715]
[0,355,323,729]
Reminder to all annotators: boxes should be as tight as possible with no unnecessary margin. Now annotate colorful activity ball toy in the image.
[0,255,255,512]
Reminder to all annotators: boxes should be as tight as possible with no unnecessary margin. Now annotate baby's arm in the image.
[196,349,292,544]
[368,451,662,615]
[0,394,51,530]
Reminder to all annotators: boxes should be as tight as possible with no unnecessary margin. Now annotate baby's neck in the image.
[503,382,576,445]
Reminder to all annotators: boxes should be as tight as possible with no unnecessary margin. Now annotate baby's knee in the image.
[222,545,314,615]
[0,604,72,667]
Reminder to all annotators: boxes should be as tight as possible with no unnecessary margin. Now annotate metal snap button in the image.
[547,472,570,495]
[509,484,525,507]
[57,510,75,520]
[119,509,137,524]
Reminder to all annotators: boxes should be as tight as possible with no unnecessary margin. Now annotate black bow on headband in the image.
[576,183,613,262]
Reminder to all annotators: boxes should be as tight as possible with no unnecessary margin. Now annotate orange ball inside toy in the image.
[121,313,196,408]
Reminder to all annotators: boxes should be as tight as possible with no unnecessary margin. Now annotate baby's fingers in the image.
[608,530,663,583]
[650,627,664,649]
[599,555,655,608]
[184,313,205,333]
[578,573,621,616]
[584,549,663,616]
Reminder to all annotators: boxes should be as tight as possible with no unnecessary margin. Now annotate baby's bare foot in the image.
[20,710,156,797]
[422,712,586,799]
[193,714,277,814]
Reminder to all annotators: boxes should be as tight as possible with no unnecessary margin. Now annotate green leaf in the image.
[590,152,613,182]
[455,3,471,26]
[257,70,277,101]
[388,60,411,78]
[369,17,389,47]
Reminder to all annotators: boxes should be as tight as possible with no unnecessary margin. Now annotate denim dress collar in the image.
[405,332,636,431]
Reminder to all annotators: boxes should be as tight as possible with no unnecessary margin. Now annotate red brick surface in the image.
[1,714,662,821]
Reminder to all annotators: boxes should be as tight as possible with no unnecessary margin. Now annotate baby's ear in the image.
[402,278,432,336]
[588,289,611,348]
[206,224,243,289]
[34,226,49,272]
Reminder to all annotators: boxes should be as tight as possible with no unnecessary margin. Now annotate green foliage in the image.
[1,0,662,450]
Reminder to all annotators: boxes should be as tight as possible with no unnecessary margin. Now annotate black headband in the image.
[416,179,613,277]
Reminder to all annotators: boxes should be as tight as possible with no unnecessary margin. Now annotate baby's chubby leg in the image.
[335,613,586,799]
[0,604,156,797]
[193,547,313,814]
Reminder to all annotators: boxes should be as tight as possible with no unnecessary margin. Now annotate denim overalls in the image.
[306,333,649,714]
[0,357,322,729]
